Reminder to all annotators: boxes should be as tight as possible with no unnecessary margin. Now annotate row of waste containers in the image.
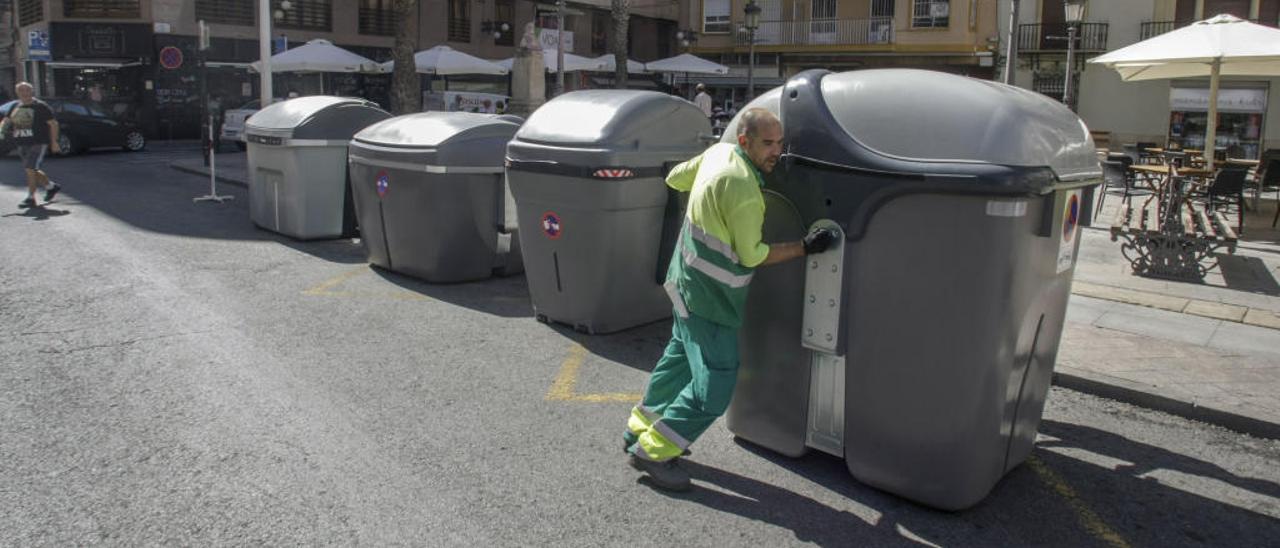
[242,69,1102,511]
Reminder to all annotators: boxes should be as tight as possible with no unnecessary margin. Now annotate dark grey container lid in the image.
[352,112,520,150]
[515,90,709,149]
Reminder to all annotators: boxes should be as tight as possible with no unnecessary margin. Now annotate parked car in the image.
[0,98,146,156]
[220,99,270,151]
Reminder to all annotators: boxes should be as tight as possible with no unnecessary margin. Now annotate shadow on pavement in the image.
[1039,419,1280,502]
[1,205,71,221]
[369,266,535,318]
[1,155,367,264]
[553,319,673,374]
[1216,254,1280,296]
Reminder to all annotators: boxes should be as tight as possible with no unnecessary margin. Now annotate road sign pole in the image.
[195,20,233,205]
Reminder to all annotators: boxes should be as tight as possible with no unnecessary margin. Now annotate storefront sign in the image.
[50,22,152,59]
[1169,87,1268,113]
[537,29,574,53]
[28,29,51,61]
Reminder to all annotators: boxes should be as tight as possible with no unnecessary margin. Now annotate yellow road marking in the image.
[1028,456,1132,548]
[546,343,642,403]
[302,266,428,301]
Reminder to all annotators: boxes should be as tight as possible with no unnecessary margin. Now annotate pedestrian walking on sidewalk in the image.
[6,82,62,209]
[623,108,836,491]
[693,83,712,118]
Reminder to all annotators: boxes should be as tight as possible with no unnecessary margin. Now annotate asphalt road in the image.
[2,147,1278,546]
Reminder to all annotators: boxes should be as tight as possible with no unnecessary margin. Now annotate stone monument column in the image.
[508,22,546,118]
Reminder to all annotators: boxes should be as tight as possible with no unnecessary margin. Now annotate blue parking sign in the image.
[28,29,50,61]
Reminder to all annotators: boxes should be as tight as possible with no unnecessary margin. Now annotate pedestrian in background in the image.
[622,108,836,491]
[694,83,712,118]
[6,82,62,209]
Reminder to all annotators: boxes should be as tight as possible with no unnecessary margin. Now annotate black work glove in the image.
[803,228,837,255]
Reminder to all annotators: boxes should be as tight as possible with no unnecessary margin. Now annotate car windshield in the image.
[237,100,261,110]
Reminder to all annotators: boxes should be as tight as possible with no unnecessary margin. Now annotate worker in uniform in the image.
[623,108,836,491]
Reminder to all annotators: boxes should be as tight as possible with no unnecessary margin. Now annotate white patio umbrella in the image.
[494,52,606,73]
[592,54,647,74]
[379,45,507,75]
[644,53,729,75]
[249,38,382,74]
[644,53,729,99]
[1090,14,1280,169]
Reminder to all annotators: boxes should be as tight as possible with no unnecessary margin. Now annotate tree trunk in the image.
[611,0,630,89]
[390,0,420,115]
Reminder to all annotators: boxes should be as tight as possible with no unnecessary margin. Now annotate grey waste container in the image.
[723,69,1102,511]
[245,96,390,240]
[506,90,711,334]
[347,112,523,283]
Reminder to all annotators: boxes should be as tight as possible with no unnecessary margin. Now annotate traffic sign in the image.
[159,46,184,69]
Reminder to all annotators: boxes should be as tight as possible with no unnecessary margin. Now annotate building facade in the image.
[683,0,1001,108]
[1002,0,1278,159]
[7,0,680,138]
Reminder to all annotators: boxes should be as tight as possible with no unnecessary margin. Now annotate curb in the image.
[169,161,248,189]
[1071,280,1280,331]
[1053,367,1280,441]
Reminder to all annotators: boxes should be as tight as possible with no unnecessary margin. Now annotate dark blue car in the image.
[0,98,146,156]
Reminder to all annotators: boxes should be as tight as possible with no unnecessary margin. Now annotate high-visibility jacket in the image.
[663,143,770,328]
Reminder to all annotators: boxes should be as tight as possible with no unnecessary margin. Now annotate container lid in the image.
[816,70,1098,180]
[245,95,383,132]
[352,111,520,149]
[514,90,709,148]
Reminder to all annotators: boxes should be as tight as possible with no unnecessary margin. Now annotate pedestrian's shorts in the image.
[16,144,46,170]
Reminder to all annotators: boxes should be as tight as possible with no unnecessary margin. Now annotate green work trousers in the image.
[625,312,740,461]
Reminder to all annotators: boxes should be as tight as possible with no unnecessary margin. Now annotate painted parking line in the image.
[302,266,429,301]
[546,343,642,403]
[1028,456,1132,548]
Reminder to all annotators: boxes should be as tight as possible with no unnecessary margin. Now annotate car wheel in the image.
[122,130,146,152]
[235,142,247,151]
[55,133,75,156]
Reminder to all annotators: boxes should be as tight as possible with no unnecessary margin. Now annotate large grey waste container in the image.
[245,96,390,240]
[347,112,523,282]
[506,90,712,334]
[723,69,1102,511]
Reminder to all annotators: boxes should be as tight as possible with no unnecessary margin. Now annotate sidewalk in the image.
[169,152,1280,439]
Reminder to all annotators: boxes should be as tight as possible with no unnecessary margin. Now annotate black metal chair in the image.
[1189,167,1249,235]
[1135,141,1160,164]
[1163,150,1187,168]
[1094,160,1130,218]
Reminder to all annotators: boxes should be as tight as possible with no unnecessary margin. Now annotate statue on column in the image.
[509,22,546,117]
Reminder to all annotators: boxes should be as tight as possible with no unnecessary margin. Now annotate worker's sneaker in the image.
[18,196,36,209]
[623,440,690,457]
[628,454,691,491]
[43,182,61,203]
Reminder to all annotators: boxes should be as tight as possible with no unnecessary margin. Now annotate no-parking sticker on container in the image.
[1056,189,1081,273]
[541,211,562,239]
[376,170,389,198]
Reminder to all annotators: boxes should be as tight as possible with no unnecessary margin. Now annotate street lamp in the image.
[1061,0,1086,111]
[743,0,761,100]
[676,29,698,48]
[481,20,511,40]
[258,0,292,107]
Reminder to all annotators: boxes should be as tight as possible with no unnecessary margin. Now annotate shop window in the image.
[64,0,142,19]
[274,0,331,32]
[195,0,255,27]
[912,0,949,28]
[494,0,515,46]
[18,0,44,26]
[592,10,610,55]
[359,0,396,36]
[703,0,730,34]
[449,0,471,42]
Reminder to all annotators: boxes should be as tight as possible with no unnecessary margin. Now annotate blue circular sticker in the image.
[1063,193,1080,242]
[376,170,389,198]
[541,211,562,239]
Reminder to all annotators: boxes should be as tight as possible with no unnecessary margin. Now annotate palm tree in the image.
[390,0,420,115]
[611,0,630,88]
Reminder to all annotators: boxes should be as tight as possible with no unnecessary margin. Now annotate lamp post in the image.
[258,0,292,107]
[1061,0,1085,111]
[743,0,761,101]
[481,20,511,40]
[675,29,698,99]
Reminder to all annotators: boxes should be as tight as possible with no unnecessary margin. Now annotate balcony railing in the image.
[1017,22,1109,52]
[735,17,894,47]
[1140,18,1271,40]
